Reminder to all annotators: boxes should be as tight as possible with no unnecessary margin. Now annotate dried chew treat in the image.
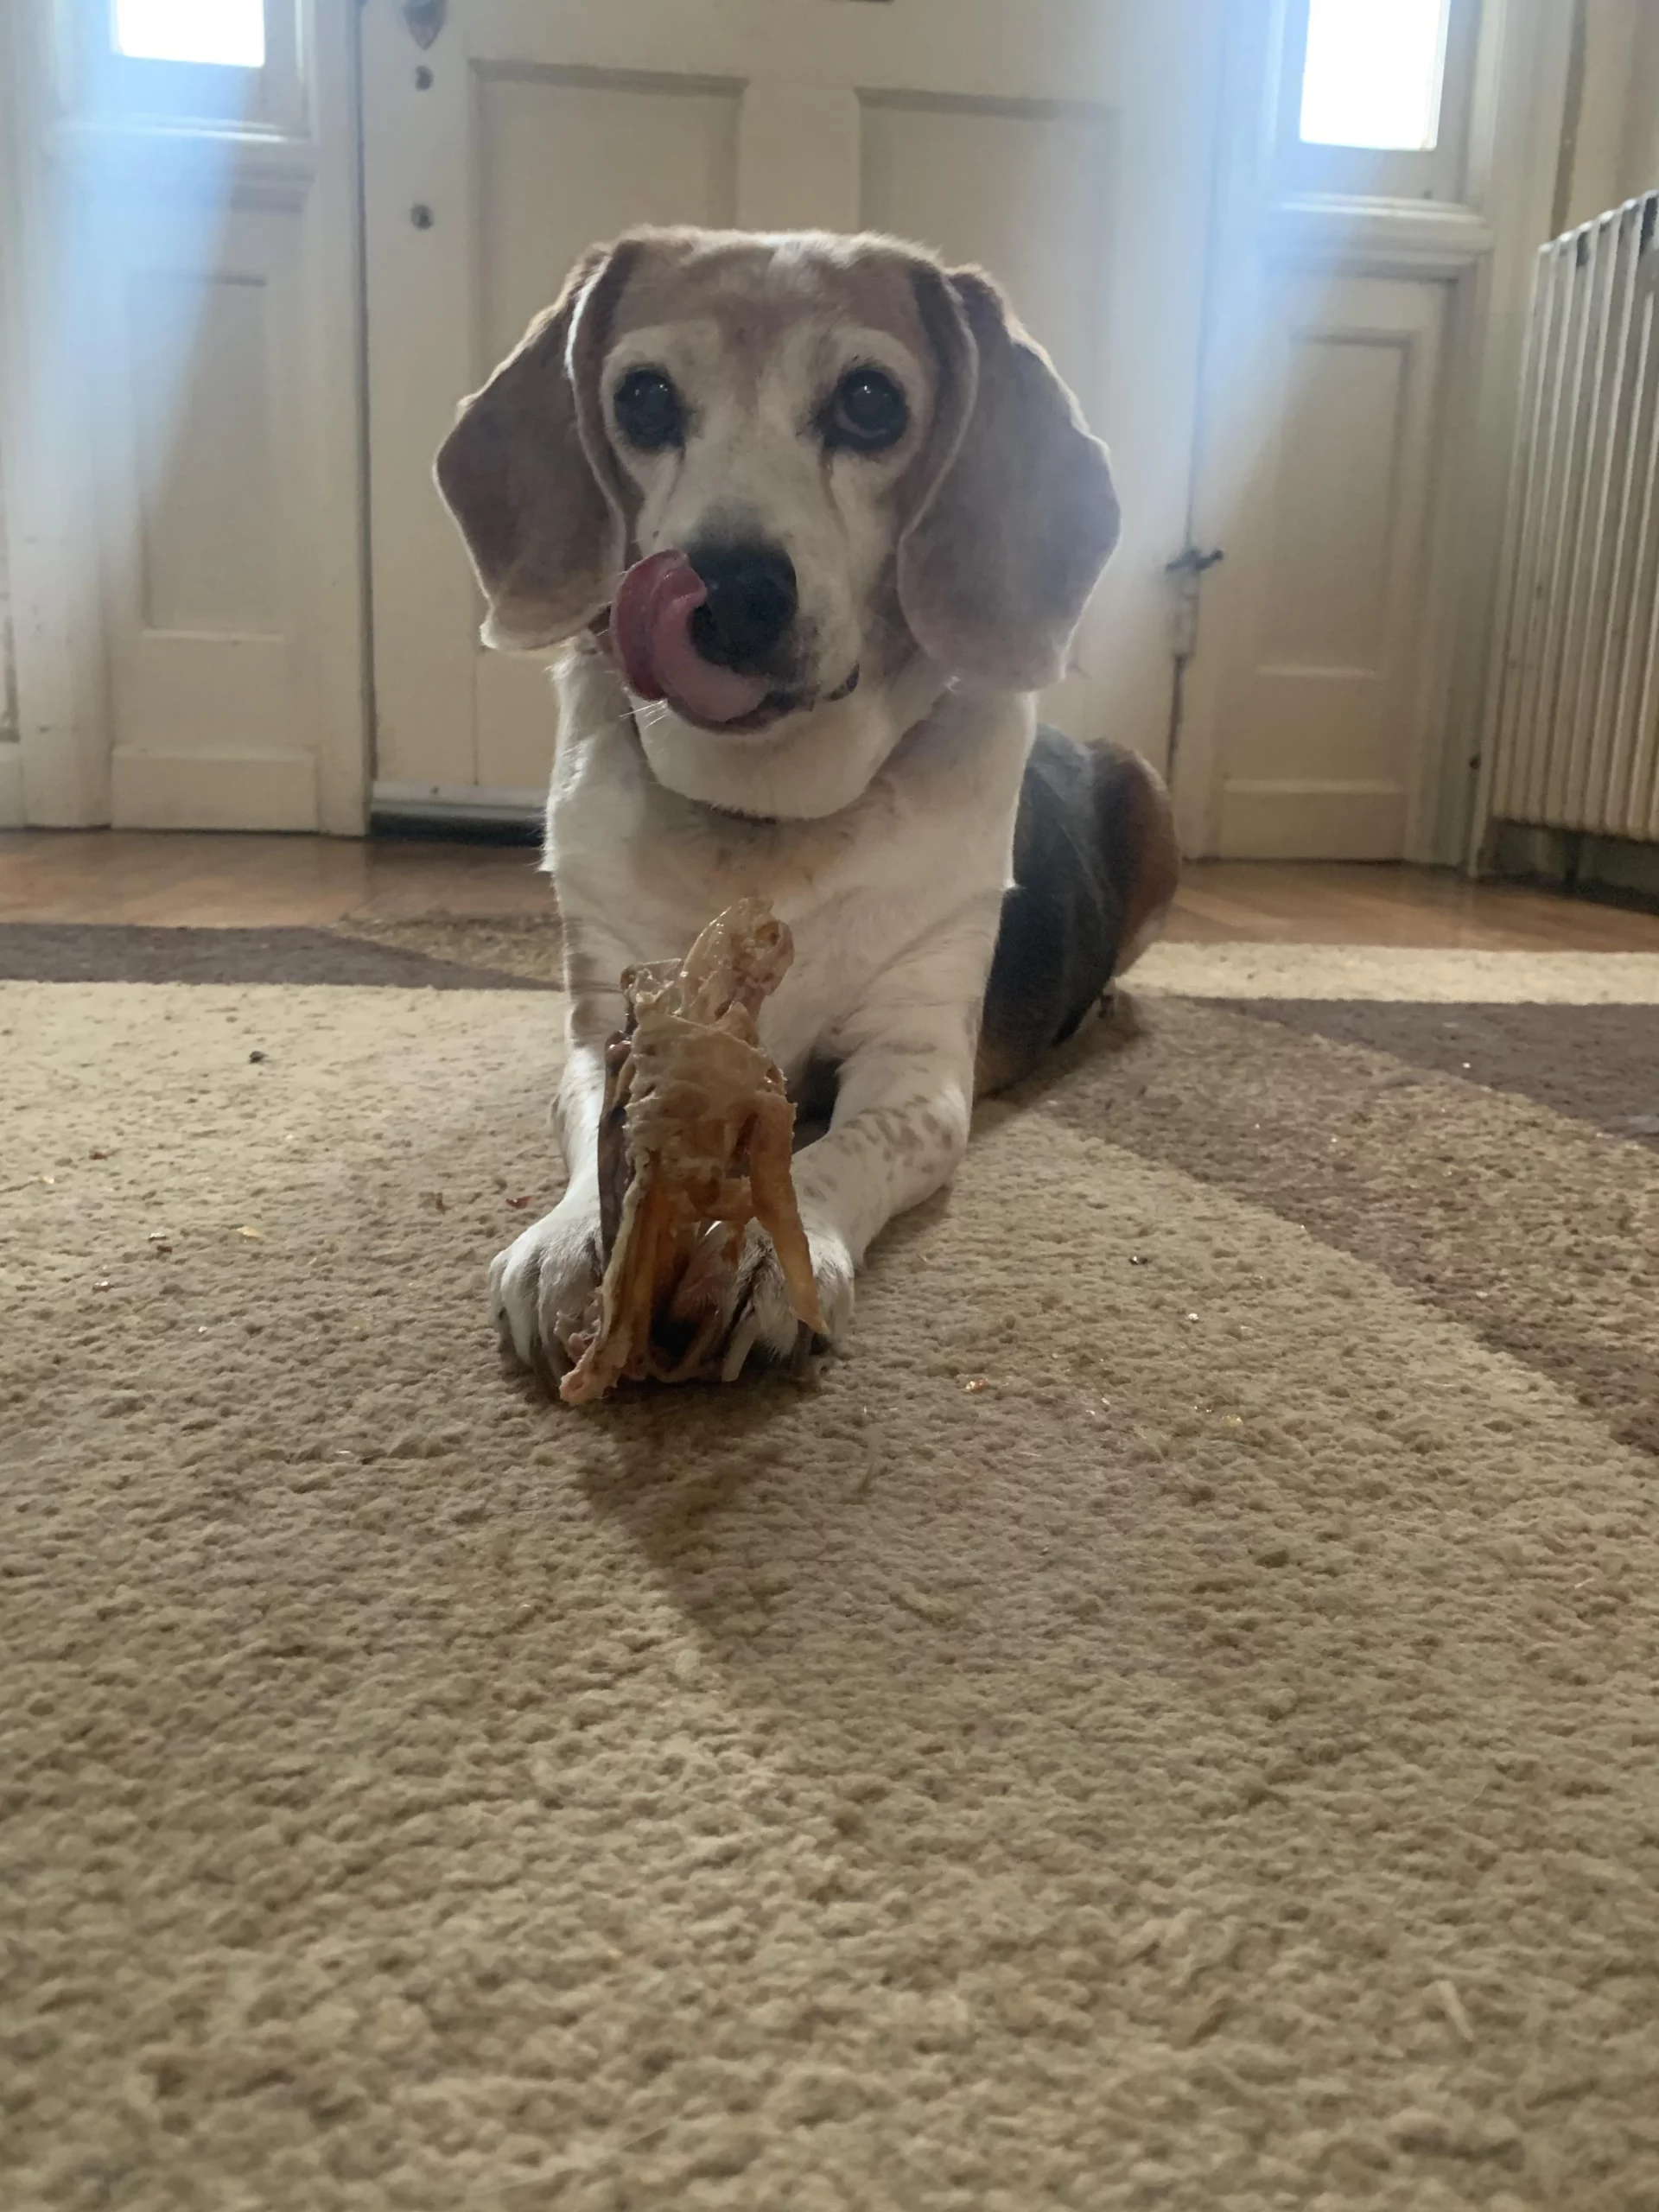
[559,899,825,1404]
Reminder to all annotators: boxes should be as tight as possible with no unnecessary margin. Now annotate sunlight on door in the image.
[111,0,266,67]
[1299,0,1451,149]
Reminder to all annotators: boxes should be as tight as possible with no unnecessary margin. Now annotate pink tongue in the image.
[611,550,772,726]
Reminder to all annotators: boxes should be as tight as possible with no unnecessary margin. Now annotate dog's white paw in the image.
[723,1217,855,1377]
[488,1191,602,1376]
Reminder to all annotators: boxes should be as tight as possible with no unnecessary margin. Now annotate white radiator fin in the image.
[1484,193,1659,845]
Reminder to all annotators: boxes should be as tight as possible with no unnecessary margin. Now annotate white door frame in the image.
[0,0,108,826]
[0,0,369,833]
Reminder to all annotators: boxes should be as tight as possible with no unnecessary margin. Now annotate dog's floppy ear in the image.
[434,240,636,651]
[899,266,1120,693]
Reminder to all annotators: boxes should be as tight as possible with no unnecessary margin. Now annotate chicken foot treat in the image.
[559,899,826,1405]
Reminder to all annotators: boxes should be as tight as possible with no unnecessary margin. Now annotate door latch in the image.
[1166,545,1223,658]
[1164,546,1224,578]
[401,0,446,48]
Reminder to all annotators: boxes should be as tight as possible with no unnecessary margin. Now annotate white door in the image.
[1,0,365,832]
[1173,0,1570,862]
[360,0,1223,817]
[1185,268,1452,859]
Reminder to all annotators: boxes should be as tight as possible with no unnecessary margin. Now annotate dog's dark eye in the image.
[824,366,908,454]
[613,367,683,452]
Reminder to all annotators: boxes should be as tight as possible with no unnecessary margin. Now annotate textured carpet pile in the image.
[3,935,1659,2210]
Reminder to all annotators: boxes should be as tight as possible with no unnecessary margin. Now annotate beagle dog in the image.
[435,226,1177,1382]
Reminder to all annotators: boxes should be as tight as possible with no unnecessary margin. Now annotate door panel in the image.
[99,202,319,830]
[478,69,744,370]
[857,93,1112,400]
[362,0,1222,814]
[1205,273,1449,861]
[474,68,747,791]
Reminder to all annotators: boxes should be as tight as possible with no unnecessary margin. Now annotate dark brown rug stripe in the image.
[1028,998,1659,1464]
[1221,998,1659,1147]
[0,924,557,990]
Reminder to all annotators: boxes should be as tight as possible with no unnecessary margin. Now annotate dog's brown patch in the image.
[975,734,1179,1097]
[1105,750,1179,971]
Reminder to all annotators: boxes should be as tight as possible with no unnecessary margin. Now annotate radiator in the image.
[1476,192,1659,857]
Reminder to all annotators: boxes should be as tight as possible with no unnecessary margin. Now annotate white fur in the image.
[489,641,1033,1375]
[485,238,1064,1380]
[606,317,928,710]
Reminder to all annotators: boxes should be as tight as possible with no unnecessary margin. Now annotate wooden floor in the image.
[3,828,1659,950]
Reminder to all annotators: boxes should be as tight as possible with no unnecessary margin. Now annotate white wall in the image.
[0,460,16,823]
[0,449,13,740]
[1564,0,1659,228]
[1624,0,1659,193]
[0,25,28,822]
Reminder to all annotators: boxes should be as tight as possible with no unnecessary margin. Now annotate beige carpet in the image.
[4,966,1659,2211]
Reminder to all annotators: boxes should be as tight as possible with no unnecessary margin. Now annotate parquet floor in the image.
[3,830,1659,950]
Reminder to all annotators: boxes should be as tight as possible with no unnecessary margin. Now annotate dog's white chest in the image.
[547,657,1031,1078]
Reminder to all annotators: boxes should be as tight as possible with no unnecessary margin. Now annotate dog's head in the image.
[435,227,1119,817]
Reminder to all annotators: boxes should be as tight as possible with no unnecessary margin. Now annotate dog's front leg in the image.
[728,931,991,1373]
[489,999,616,1379]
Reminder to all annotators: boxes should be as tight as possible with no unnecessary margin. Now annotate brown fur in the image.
[447,226,1140,1375]
[434,227,1117,693]
[901,266,1121,692]
[433,241,638,650]
[974,734,1178,1098]
[1109,748,1183,963]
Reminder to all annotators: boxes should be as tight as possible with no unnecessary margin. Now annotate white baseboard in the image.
[111,747,318,830]
[0,742,22,825]
[372,779,543,827]
[1216,779,1408,861]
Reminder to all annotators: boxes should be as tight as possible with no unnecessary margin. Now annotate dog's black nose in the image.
[687,543,798,672]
